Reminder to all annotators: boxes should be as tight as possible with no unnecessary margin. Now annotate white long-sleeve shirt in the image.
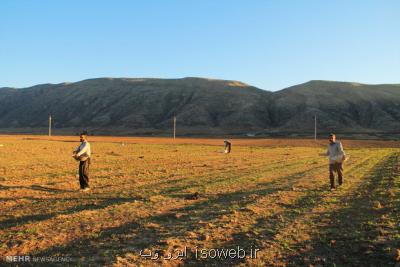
[326,141,345,164]
[76,141,91,158]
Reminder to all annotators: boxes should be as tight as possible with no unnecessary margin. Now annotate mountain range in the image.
[1,77,400,137]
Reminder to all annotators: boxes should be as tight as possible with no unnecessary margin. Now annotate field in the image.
[0,135,399,266]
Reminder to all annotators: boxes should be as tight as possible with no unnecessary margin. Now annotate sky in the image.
[1,0,399,91]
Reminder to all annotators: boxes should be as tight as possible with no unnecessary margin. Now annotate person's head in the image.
[329,133,336,143]
[80,132,88,142]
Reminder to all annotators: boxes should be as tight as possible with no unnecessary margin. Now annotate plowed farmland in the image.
[0,136,399,266]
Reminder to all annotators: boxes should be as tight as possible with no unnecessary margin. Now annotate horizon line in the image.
[1,76,400,91]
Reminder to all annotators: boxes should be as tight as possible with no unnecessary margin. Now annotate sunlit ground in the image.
[0,136,399,266]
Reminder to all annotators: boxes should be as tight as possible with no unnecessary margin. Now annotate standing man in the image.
[321,133,346,191]
[73,132,91,191]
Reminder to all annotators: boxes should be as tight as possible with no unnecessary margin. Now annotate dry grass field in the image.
[0,135,399,266]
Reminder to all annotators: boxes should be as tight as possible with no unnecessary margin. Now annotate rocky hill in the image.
[1,77,399,136]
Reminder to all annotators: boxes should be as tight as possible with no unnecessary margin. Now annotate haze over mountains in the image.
[1,77,400,137]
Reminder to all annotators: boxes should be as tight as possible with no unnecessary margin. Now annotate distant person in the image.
[224,140,231,154]
[320,133,346,191]
[73,132,91,191]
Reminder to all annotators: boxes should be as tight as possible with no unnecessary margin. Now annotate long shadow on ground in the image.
[3,154,385,266]
[0,156,318,231]
[176,154,394,266]
[283,153,400,267]
[0,196,142,229]
[20,158,351,267]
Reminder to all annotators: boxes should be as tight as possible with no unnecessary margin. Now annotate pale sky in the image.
[1,0,399,91]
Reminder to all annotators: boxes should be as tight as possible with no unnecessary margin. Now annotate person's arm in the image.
[76,143,88,157]
[339,142,346,160]
[72,146,80,155]
[319,147,329,156]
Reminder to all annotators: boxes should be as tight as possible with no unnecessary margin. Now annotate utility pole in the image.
[48,114,52,137]
[173,116,176,140]
[314,115,317,141]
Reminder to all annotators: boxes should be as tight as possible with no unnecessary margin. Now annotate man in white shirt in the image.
[321,133,346,191]
[73,132,91,191]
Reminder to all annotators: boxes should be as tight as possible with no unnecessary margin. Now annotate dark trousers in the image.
[329,162,343,189]
[79,158,90,189]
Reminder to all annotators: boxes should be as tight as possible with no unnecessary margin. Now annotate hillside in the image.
[1,78,400,136]
[271,80,400,134]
